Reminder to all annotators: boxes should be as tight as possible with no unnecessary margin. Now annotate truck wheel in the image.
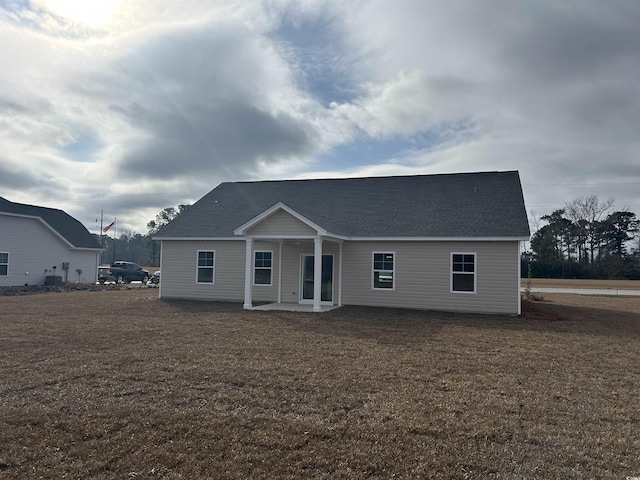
[116,274,124,284]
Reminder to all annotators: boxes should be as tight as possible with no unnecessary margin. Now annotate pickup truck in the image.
[99,262,151,284]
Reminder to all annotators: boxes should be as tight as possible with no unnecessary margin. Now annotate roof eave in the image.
[156,235,530,242]
[339,236,530,241]
[152,236,243,241]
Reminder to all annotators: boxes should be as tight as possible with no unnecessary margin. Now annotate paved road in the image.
[522,287,640,296]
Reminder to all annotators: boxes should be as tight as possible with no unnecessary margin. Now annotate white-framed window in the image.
[254,250,273,286]
[0,252,8,276]
[372,252,395,290]
[196,250,215,284]
[451,252,476,293]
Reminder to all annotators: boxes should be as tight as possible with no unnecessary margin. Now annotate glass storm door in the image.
[301,255,333,303]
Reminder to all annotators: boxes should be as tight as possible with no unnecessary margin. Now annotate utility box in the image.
[45,275,62,286]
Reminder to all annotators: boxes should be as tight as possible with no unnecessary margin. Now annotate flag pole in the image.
[100,210,103,265]
[101,217,116,264]
[113,218,117,263]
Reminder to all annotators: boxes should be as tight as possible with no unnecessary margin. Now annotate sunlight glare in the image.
[38,0,121,26]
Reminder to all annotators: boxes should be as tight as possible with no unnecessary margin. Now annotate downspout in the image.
[278,240,283,304]
[243,237,254,310]
[517,241,522,315]
[158,240,164,299]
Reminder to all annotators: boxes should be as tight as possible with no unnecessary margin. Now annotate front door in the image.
[301,255,333,303]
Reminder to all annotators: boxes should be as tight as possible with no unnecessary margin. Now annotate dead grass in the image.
[1,290,639,479]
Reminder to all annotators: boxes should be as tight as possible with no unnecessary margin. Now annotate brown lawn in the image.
[1,288,639,479]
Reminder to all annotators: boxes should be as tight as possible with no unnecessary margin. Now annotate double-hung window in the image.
[451,253,476,293]
[373,252,394,289]
[197,250,215,284]
[0,252,7,276]
[254,251,273,286]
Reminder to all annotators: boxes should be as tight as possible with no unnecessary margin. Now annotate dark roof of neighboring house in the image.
[0,197,101,249]
[155,171,531,239]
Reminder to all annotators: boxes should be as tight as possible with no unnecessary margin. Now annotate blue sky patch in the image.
[316,136,416,172]
[274,13,361,106]
[60,135,102,162]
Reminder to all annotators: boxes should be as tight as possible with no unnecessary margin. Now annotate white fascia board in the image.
[151,236,242,241]
[233,202,328,236]
[244,234,345,243]
[346,236,531,242]
[245,235,319,240]
[153,235,528,242]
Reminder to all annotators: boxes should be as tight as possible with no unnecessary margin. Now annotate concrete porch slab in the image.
[251,303,341,312]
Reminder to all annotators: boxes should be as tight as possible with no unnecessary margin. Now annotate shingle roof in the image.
[155,171,530,239]
[0,197,101,249]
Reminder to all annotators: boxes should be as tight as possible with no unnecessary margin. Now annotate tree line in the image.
[95,205,190,267]
[523,196,640,279]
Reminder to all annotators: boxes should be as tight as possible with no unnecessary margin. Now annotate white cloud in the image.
[328,1,640,211]
[0,0,638,232]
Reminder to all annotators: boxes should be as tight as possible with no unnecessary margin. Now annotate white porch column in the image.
[313,238,323,312]
[277,241,283,304]
[243,237,253,310]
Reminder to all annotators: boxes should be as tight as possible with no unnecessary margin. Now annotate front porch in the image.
[242,236,343,312]
[234,203,345,313]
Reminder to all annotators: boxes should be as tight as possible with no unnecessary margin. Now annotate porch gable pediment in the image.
[234,203,327,237]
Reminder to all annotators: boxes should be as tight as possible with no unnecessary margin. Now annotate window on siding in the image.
[254,251,273,286]
[197,251,215,283]
[0,252,7,276]
[373,252,394,289]
[451,253,476,293]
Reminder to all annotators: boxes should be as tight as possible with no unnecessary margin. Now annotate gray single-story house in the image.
[0,197,102,286]
[153,171,530,314]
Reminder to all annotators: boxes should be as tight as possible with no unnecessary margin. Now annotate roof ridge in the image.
[231,170,517,185]
[2,198,66,214]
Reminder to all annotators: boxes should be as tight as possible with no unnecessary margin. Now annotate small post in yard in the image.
[99,209,104,249]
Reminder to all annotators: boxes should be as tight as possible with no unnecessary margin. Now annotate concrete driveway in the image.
[522,287,640,296]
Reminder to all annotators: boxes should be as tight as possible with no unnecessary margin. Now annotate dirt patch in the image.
[1,290,639,479]
[0,283,156,296]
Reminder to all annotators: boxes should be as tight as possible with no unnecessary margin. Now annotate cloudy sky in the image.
[1,0,639,234]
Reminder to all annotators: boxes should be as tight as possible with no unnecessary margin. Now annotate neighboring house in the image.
[0,197,102,287]
[153,171,530,314]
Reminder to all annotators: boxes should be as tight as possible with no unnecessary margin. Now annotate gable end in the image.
[234,203,327,237]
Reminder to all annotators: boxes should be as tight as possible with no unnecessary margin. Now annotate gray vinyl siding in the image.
[246,210,317,236]
[0,214,99,286]
[341,241,521,314]
[159,238,521,314]
[159,240,279,302]
[251,243,279,302]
